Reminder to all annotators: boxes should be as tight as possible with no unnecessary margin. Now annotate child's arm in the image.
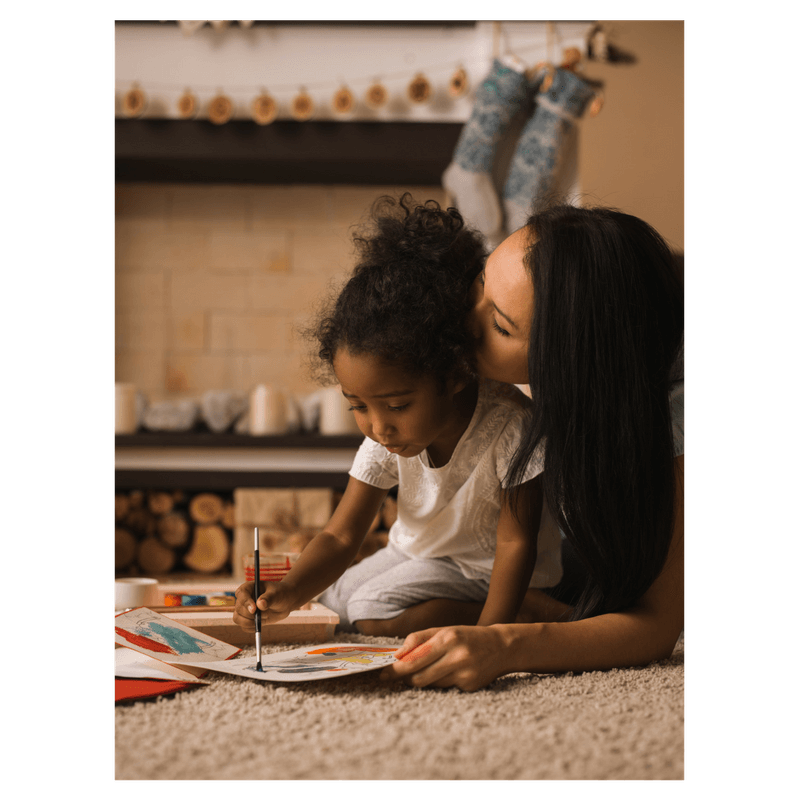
[476,477,542,626]
[232,476,388,629]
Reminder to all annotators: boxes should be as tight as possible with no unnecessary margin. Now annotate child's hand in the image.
[232,581,301,629]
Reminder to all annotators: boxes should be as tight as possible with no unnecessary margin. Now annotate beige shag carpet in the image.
[115,631,683,780]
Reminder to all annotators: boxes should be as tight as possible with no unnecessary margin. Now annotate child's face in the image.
[333,349,464,459]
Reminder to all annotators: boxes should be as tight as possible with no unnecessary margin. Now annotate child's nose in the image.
[371,415,395,439]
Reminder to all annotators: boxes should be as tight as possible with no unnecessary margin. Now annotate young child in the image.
[233,195,559,638]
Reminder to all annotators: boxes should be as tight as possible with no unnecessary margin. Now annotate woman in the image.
[381,203,684,691]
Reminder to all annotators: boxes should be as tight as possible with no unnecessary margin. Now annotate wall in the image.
[579,20,684,251]
[115,21,684,405]
[115,183,445,401]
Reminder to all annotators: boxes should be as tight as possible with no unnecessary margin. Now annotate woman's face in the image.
[470,227,534,385]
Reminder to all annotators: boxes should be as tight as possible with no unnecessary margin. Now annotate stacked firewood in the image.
[117,487,398,580]
[115,489,235,576]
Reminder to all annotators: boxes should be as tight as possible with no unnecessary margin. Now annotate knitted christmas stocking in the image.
[443,57,528,249]
[503,67,597,233]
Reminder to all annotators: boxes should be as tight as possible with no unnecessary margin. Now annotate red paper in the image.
[115,678,201,703]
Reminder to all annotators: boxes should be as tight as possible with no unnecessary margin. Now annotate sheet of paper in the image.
[115,647,209,683]
[114,607,240,666]
[200,643,401,682]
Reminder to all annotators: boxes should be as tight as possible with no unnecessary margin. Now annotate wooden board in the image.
[160,602,339,647]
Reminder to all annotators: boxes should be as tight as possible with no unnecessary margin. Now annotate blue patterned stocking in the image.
[443,58,528,249]
[503,67,597,233]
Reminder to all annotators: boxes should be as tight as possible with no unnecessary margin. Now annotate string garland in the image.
[117,64,477,121]
[117,27,602,123]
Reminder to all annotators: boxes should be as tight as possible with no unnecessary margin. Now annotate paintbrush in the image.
[254,526,263,671]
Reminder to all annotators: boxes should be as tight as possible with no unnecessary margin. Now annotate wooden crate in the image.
[231,488,334,581]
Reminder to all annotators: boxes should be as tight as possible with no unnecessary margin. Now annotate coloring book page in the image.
[200,644,401,682]
[115,607,241,665]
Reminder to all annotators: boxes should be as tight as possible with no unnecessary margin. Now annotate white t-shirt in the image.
[348,380,563,588]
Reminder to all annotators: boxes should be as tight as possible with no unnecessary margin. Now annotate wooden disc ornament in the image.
[589,90,605,118]
[561,47,582,71]
[291,89,315,121]
[251,92,278,125]
[122,84,147,118]
[448,67,469,98]
[208,93,234,125]
[532,63,555,94]
[332,86,355,115]
[364,81,388,109]
[407,73,432,104]
[177,89,198,119]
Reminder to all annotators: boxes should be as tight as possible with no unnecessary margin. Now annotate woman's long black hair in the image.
[504,204,684,620]
[312,193,486,384]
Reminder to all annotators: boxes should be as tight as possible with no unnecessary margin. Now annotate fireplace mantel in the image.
[115,119,463,184]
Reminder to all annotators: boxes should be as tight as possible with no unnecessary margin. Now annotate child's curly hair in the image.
[311,193,486,387]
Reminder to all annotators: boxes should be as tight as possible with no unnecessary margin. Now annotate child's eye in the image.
[492,318,511,337]
[347,405,366,412]
[388,404,409,412]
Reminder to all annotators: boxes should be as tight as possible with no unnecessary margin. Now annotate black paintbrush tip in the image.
[256,664,263,672]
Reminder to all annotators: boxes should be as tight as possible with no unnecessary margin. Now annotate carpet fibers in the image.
[115,632,684,780]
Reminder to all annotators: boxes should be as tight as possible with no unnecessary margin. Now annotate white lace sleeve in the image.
[494,413,544,486]
[348,437,400,490]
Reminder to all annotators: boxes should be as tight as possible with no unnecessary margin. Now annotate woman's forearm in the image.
[500,607,682,675]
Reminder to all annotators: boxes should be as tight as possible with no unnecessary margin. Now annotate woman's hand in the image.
[381,625,515,692]
[232,581,301,630]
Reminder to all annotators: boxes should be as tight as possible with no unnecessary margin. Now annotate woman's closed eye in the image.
[492,318,511,337]
[479,270,510,336]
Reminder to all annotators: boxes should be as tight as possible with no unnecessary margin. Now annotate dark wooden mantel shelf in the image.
[115,119,463,185]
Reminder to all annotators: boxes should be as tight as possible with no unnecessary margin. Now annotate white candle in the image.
[250,384,288,435]
[319,386,361,435]
[115,383,138,434]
